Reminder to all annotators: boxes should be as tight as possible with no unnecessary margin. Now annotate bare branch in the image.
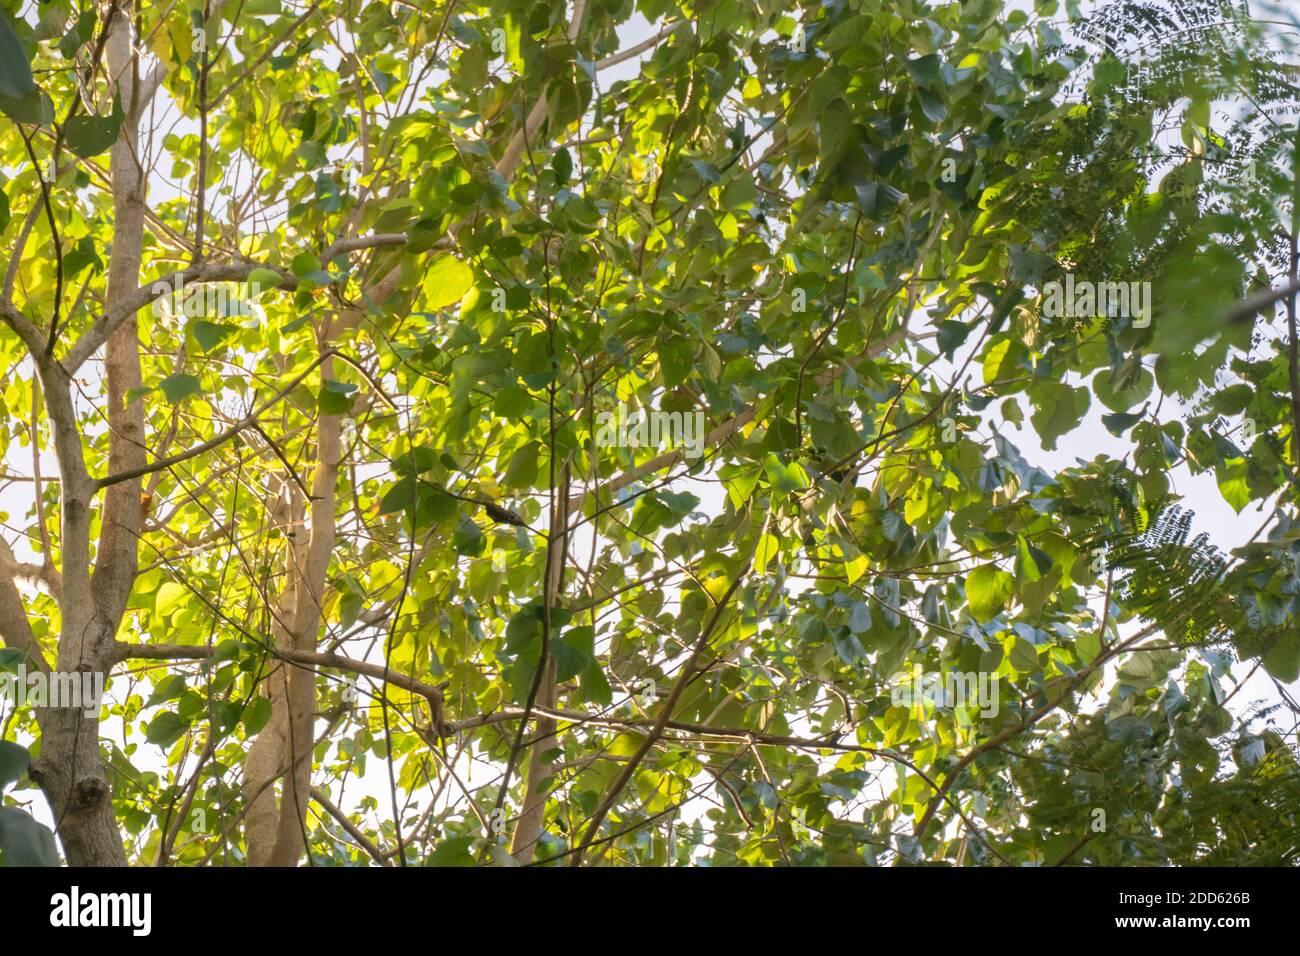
[310,787,391,866]
[111,641,446,714]
[594,22,679,71]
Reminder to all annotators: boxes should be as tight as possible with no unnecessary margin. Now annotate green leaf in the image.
[580,660,612,706]
[65,110,123,157]
[1029,381,1090,450]
[63,237,101,276]
[452,515,484,555]
[0,741,29,791]
[721,463,760,509]
[247,267,285,291]
[1262,629,1300,683]
[379,477,417,515]
[160,373,202,403]
[763,453,810,494]
[966,565,1014,622]
[905,54,941,85]
[1014,534,1052,584]
[936,320,972,358]
[145,674,187,707]
[754,532,780,575]
[0,86,51,126]
[658,338,694,387]
[505,603,543,654]
[1101,408,1145,436]
[1094,367,1153,412]
[242,696,274,736]
[145,712,189,747]
[488,842,521,866]
[660,491,699,515]
[393,446,438,476]
[422,255,473,310]
[503,441,540,489]
[552,147,573,184]
[0,14,48,126]
[0,807,59,866]
[291,252,333,285]
[210,700,242,735]
[916,88,948,123]
[427,835,476,866]
[983,337,1023,385]
[189,319,237,351]
[848,602,873,634]
[0,14,35,99]
[1009,637,1040,673]
[1215,456,1251,514]
[319,377,357,415]
[553,627,593,682]
[155,581,188,617]
[58,11,97,60]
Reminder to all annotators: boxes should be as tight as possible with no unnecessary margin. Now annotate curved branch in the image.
[310,787,390,866]
[64,232,421,374]
[96,348,340,489]
[111,642,445,713]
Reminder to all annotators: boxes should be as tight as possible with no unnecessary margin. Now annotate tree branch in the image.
[111,642,446,716]
[570,562,750,865]
[0,538,52,673]
[310,787,390,866]
[96,348,341,489]
[65,261,295,372]
[1225,273,1300,325]
[594,23,678,71]
[494,0,590,181]
[567,326,910,515]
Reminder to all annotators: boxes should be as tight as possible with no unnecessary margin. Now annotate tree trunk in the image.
[30,702,128,867]
[23,3,154,867]
[509,469,570,863]
[243,352,342,866]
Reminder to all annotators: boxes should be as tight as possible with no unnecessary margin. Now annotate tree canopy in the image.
[0,0,1298,867]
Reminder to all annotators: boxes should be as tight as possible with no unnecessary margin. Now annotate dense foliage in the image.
[0,0,1297,866]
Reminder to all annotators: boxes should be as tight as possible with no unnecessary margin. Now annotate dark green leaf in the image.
[0,741,29,791]
[159,373,202,403]
[0,807,59,866]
